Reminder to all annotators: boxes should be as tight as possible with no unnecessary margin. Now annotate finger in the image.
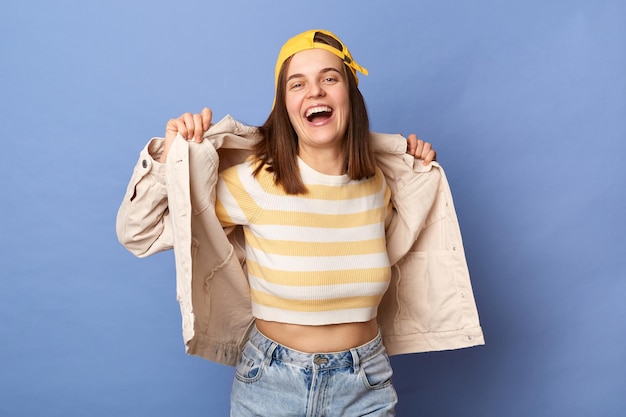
[414,139,425,158]
[406,133,417,155]
[201,107,213,131]
[164,118,183,151]
[418,141,431,159]
[192,113,204,142]
[181,112,195,140]
[423,149,437,165]
[165,118,179,136]
[168,118,188,140]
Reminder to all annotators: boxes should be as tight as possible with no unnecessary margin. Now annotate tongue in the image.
[308,112,331,123]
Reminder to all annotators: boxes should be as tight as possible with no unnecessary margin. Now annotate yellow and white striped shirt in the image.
[215,157,392,325]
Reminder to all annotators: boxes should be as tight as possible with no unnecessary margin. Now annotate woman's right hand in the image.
[160,107,213,163]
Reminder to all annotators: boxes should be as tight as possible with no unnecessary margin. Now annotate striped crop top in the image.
[215,157,392,325]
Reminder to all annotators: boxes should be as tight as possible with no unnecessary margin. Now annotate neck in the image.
[298,146,345,175]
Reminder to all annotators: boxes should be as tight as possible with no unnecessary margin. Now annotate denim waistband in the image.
[247,325,385,371]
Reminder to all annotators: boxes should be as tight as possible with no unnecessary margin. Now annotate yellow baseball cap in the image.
[274,29,369,89]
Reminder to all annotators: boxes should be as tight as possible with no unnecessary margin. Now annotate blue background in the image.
[1,0,624,415]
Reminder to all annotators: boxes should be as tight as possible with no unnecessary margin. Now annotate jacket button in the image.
[142,159,148,169]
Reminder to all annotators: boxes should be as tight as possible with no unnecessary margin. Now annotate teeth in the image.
[305,106,332,118]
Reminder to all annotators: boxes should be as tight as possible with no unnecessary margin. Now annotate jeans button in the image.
[314,356,328,365]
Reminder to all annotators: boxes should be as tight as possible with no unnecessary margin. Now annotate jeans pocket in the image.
[360,350,394,390]
[235,341,266,383]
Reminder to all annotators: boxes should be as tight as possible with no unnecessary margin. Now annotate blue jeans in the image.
[230,325,397,417]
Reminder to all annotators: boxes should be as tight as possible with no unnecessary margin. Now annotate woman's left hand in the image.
[406,133,436,164]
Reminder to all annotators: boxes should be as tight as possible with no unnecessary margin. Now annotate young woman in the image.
[117,29,483,416]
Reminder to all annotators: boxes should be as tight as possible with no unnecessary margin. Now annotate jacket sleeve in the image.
[115,138,173,257]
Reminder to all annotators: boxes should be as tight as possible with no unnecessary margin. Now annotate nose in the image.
[307,81,325,98]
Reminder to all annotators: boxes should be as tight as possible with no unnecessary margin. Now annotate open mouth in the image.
[305,106,333,123]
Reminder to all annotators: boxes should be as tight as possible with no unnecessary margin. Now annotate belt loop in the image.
[264,342,278,367]
[350,348,360,374]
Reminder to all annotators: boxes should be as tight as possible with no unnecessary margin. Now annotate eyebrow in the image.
[286,67,343,83]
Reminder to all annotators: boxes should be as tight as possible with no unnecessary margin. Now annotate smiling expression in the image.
[284,48,350,157]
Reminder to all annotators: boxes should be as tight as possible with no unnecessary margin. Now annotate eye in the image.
[288,81,304,90]
[323,76,337,84]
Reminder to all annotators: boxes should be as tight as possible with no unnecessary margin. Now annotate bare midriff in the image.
[255,318,379,353]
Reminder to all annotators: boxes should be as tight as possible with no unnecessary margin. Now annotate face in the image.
[283,48,350,156]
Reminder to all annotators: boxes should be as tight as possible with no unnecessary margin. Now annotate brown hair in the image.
[253,32,376,195]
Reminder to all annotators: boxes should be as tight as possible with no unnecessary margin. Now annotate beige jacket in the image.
[116,115,484,366]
